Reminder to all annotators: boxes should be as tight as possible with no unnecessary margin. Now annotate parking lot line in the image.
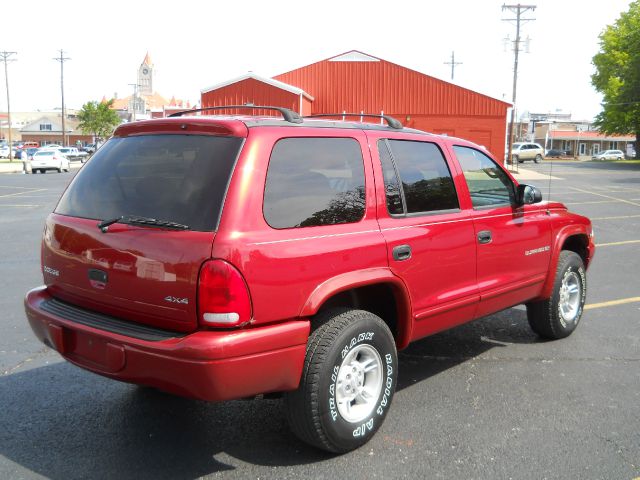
[0,188,47,199]
[596,239,640,247]
[585,297,640,310]
[0,204,41,208]
[591,214,640,220]
[569,187,640,207]
[564,200,621,205]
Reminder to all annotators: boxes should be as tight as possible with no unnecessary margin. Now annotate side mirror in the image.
[517,184,543,205]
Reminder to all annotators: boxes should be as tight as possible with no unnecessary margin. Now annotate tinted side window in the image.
[454,146,515,208]
[264,137,366,229]
[385,140,459,214]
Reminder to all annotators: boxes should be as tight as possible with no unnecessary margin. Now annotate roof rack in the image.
[168,105,303,124]
[304,113,403,130]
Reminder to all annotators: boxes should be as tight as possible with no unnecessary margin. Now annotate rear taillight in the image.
[197,260,252,328]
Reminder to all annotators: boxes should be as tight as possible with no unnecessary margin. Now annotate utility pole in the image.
[1,51,17,161]
[444,51,463,81]
[53,49,71,146]
[502,3,536,167]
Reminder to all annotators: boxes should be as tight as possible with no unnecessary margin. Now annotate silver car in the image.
[592,150,624,161]
[511,142,544,163]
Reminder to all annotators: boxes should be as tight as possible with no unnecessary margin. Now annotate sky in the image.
[0,0,634,121]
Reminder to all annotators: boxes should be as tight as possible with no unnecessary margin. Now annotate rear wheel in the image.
[527,251,586,339]
[286,309,397,453]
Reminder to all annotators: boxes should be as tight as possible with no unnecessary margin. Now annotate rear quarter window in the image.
[263,137,366,229]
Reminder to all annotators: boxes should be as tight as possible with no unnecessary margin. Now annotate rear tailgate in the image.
[44,124,246,332]
[42,214,213,332]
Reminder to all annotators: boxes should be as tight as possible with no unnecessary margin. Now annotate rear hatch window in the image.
[56,134,243,231]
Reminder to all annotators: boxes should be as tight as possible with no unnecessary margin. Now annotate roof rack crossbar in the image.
[168,105,303,123]
[304,113,403,130]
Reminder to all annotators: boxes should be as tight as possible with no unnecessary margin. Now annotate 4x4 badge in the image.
[164,296,189,305]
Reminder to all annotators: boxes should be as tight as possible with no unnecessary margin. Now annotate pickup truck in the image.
[24,106,595,453]
[58,147,89,163]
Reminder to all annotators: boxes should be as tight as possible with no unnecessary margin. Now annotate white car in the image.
[0,145,17,158]
[592,149,624,161]
[31,150,71,173]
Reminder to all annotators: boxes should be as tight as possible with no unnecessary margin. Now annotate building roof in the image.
[142,52,152,66]
[20,116,79,133]
[201,72,314,101]
[549,130,634,141]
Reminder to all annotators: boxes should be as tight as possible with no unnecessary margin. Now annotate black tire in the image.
[526,251,586,339]
[534,154,542,163]
[285,309,397,453]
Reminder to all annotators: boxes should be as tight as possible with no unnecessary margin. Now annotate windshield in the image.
[55,134,243,232]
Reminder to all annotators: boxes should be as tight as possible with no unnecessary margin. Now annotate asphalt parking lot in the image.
[0,161,638,479]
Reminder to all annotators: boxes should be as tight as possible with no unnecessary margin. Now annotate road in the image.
[0,161,638,479]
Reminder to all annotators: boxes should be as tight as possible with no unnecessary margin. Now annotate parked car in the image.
[30,149,71,173]
[58,147,89,163]
[592,149,624,161]
[24,106,595,453]
[511,142,545,163]
[545,149,566,158]
[0,145,17,158]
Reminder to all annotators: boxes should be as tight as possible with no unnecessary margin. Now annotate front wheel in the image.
[527,251,586,339]
[534,154,542,163]
[286,309,397,453]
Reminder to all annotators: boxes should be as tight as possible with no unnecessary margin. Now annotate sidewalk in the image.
[508,166,562,181]
[0,161,82,174]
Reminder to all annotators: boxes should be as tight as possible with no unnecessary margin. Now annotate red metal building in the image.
[201,51,510,160]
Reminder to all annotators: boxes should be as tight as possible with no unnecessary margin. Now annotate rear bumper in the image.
[25,286,309,401]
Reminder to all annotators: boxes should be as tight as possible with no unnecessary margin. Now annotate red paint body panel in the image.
[42,214,213,332]
[213,127,389,327]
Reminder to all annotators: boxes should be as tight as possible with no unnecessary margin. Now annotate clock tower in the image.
[138,52,153,96]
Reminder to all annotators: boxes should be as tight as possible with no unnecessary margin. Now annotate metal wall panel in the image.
[274,59,509,117]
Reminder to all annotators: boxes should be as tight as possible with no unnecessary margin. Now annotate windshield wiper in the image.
[98,215,190,233]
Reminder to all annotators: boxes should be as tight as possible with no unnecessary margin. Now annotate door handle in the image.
[392,244,412,261]
[477,230,492,244]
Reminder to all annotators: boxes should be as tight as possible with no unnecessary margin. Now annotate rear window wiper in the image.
[98,215,190,233]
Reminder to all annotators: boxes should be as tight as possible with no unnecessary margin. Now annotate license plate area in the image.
[64,328,126,373]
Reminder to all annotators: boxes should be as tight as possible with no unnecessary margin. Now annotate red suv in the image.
[25,107,595,453]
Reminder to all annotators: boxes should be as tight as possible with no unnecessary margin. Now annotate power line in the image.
[444,51,463,81]
[53,49,71,146]
[0,51,17,161]
[502,3,536,168]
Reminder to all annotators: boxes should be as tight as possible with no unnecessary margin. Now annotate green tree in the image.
[592,1,640,158]
[77,99,121,145]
